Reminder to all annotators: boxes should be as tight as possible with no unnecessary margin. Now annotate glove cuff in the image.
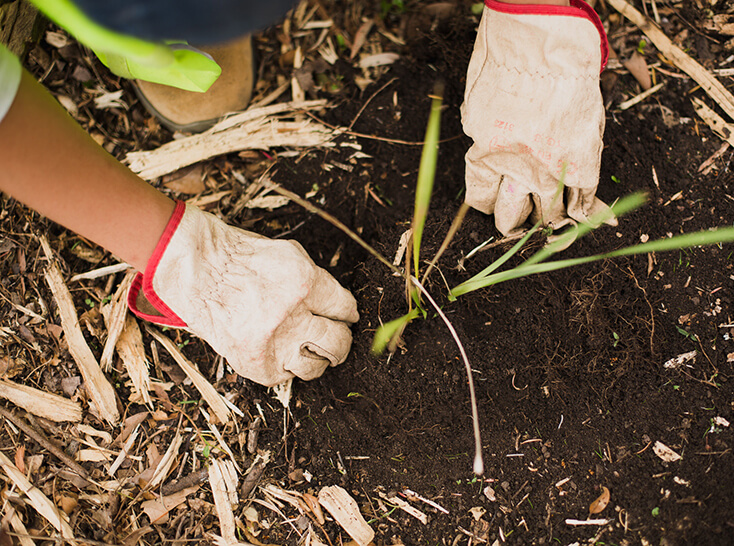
[483,0,609,71]
[127,200,188,328]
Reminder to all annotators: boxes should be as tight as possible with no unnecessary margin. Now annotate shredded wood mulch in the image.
[2,0,734,544]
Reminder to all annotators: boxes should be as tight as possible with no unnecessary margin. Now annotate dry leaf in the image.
[13,445,26,475]
[622,52,652,90]
[58,495,78,515]
[141,486,198,524]
[589,486,610,514]
[163,164,206,194]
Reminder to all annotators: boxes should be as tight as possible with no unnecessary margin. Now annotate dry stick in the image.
[347,77,398,131]
[305,110,464,146]
[410,276,484,475]
[0,407,89,479]
[608,0,734,120]
[263,180,402,275]
[421,202,470,286]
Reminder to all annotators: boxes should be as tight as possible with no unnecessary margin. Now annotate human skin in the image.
[0,71,174,272]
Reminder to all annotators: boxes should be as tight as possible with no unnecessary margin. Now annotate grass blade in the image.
[372,308,421,354]
[412,83,444,277]
[450,225,734,298]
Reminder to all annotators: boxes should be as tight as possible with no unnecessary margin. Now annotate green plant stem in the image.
[452,225,734,298]
[412,83,444,277]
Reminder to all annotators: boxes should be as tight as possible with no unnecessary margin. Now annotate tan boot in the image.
[134,35,255,133]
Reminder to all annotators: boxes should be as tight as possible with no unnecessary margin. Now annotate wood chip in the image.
[5,503,35,546]
[318,485,375,546]
[116,315,153,407]
[100,270,135,371]
[691,98,734,147]
[147,328,232,424]
[69,262,131,283]
[653,441,682,462]
[209,459,240,545]
[609,0,734,120]
[663,350,697,369]
[378,490,428,524]
[0,379,82,422]
[565,518,610,526]
[42,239,120,425]
[108,424,140,477]
[125,101,335,180]
[0,451,77,543]
[358,53,399,68]
[622,51,652,89]
[146,432,183,490]
[350,20,374,60]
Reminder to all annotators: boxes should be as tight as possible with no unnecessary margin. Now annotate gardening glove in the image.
[461,0,614,236]
[128,201,359,387]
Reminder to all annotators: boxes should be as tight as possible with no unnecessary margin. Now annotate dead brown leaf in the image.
[589,486,610,514]
[622,52,651,90]
[57,494,78,515]
[162,164,206,195]
[14,445,25,474]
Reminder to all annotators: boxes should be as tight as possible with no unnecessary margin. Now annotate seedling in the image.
[267,80,734,477]
[612,332,620,347]
[676,326,699,343]
[449,197,734,299]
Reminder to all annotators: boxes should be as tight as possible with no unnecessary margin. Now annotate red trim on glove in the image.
[485,0,609,72]
[127,200,188,328]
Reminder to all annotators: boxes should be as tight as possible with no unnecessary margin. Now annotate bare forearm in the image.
[0,71,174,271]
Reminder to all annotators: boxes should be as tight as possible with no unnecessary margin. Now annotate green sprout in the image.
[449,194,734,299]
[373,83,444,354]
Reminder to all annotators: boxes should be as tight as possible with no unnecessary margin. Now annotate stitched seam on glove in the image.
[477,61,600,80]
[127,200,188,327]
[483,0,609,72]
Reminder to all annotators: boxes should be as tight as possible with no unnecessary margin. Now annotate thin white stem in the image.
[410,276,484,475]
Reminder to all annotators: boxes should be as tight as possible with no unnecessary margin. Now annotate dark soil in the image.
[2,0,734,545]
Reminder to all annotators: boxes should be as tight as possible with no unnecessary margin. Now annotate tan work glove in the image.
[128,202,359,387]
[462,0,613,236]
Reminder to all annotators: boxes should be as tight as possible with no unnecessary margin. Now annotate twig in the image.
[618,82,665,110]
[410,277,483,475]
[0,407,89,479]
[348,77,398,131]
[565,518,611,526]
[306,110,464,146]
[608,0,734,119]
[263,179,402,275]
[421,203,469,285]
[160,470,210,497]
